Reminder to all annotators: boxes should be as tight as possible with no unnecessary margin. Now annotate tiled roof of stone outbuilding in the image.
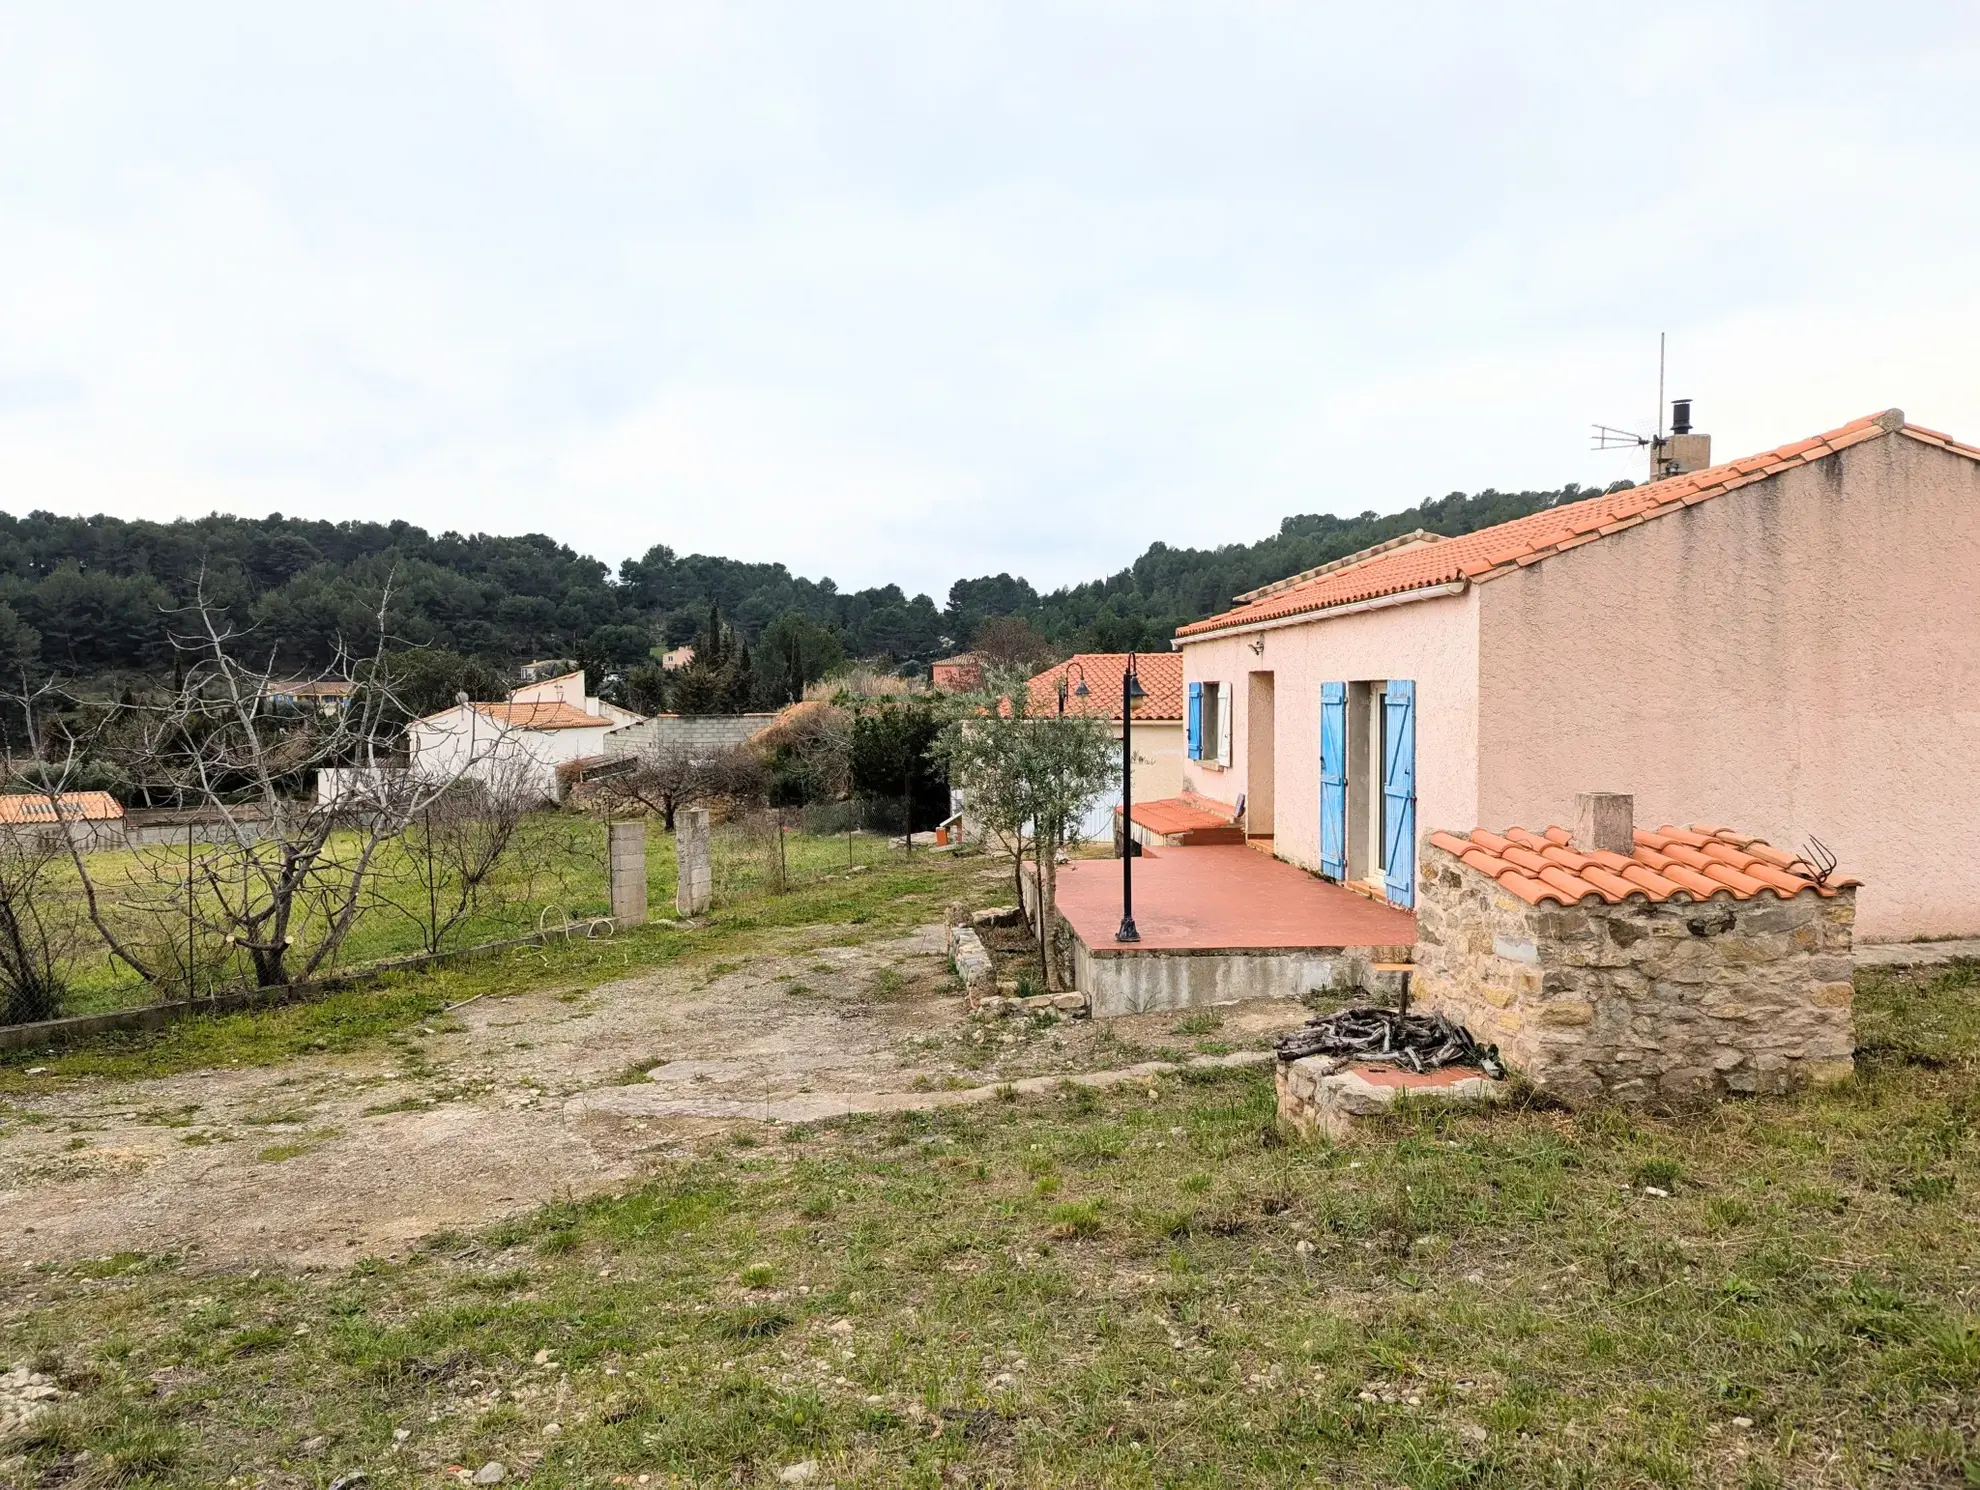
[1426,824,1858,908]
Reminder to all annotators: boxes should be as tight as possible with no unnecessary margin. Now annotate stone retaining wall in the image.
[1277,1057,1504,1140]
[1414,841,1857,1104]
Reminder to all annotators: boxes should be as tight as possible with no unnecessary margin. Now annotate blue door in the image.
[1382,680,1417,907]
[1319,681,1347,879]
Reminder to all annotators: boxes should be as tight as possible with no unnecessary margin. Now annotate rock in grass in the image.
[778,1462,820,1484]
[472,1464,507,1485]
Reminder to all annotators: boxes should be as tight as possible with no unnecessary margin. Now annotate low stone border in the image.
[946,912,997,1002]
[1276,1055,1505,1140]
[975,990,1088,1018]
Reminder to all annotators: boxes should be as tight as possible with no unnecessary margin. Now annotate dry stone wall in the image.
[1413,841,1856,1104]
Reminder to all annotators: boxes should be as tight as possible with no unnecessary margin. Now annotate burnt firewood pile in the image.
[1275,1007,1506,1080]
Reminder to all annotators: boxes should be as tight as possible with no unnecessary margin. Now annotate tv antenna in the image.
[1590,331,1666,452]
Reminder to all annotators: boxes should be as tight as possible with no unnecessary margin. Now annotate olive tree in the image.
[939,669,1116,990]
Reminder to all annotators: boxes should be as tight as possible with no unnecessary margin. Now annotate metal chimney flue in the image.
[1670,398,1692,435]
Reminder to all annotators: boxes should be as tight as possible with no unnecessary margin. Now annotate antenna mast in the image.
[1656,331,1666,445]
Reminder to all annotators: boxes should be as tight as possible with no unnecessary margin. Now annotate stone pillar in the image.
[608,820,647,927]
[675,807,712,917]
[1574,792,1634,855]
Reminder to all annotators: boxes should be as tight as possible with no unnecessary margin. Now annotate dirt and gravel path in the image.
[0,917,1305,1270]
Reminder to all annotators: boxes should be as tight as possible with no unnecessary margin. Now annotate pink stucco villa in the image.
[1170,408,1980,942]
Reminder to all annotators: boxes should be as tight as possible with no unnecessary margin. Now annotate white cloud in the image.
[0,1,1975,598]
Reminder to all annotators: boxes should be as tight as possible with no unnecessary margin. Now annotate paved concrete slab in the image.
[1855,938,1980,968]
[1052,845,1416,952]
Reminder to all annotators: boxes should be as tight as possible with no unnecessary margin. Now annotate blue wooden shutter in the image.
[1319,681,1347,879]
[1186,682,1202,760]
[1382,680,1417,907]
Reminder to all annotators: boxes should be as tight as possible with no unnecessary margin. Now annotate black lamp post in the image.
[1116,653,1147,943]
[1057,661,1089,716]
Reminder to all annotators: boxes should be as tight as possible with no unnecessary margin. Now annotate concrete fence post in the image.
[676,807,712,917]
[608,820,648,927]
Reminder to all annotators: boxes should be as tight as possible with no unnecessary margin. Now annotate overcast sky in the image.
[3,3,1976,599]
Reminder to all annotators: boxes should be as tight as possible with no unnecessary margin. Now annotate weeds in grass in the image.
[1631,1156,1683,1190]
[1047,1200,1103,1238]
[237,1107,314,1127]
[360,1094,433,1116]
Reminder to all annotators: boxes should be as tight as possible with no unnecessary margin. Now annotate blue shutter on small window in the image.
[1319,681,1347,879]
[1186,682,1202,760]
[1382,680,1417,908]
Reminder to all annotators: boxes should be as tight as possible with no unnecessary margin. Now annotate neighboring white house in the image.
[508,669,646,729]
[406,670,640,801]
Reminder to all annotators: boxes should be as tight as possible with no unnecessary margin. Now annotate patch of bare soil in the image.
[0,919,1307,1270]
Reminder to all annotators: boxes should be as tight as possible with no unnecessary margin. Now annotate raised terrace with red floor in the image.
[1045,845,1416,1017]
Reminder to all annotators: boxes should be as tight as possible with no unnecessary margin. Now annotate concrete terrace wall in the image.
[1476,434,1980,940]
[605,714,779,757]
[1177,586,1482,875]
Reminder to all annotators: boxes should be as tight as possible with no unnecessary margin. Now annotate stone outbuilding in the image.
[1414,795,1858,1104]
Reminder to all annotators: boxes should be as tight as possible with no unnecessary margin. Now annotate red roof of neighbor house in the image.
[0,791,125,824]
[1178,410,1978,639]
[1026,653,1185,722]
[1426,824,1858,908]
[457,701,602,731]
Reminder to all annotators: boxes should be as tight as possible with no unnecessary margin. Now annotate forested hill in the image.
[0,477,1629,688]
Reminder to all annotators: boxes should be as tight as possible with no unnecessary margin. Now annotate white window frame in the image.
[1197,680,1233,769]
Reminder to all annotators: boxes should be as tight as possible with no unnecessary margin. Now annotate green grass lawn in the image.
[34,818,905,1018]
[5,962,1975,1487]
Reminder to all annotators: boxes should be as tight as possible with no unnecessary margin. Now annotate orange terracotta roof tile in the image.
[465,701,605,731]
[0,791,126,824]
[1025,652,1184,722]
[1177,408,1956,639]
[1125,793,1237,836]
[1428,824,1858,907]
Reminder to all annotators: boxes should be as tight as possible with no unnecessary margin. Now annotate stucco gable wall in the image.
[1475,434,1980,940]
[1178,586,1482,876]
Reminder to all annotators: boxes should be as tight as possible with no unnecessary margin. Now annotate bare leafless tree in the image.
[367,757,536,954]
[595,742,768,830]
[6,583,486,992]
[0,824,84,1025]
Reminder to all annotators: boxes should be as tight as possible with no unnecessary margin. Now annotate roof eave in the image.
[1175,579,1470,645]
